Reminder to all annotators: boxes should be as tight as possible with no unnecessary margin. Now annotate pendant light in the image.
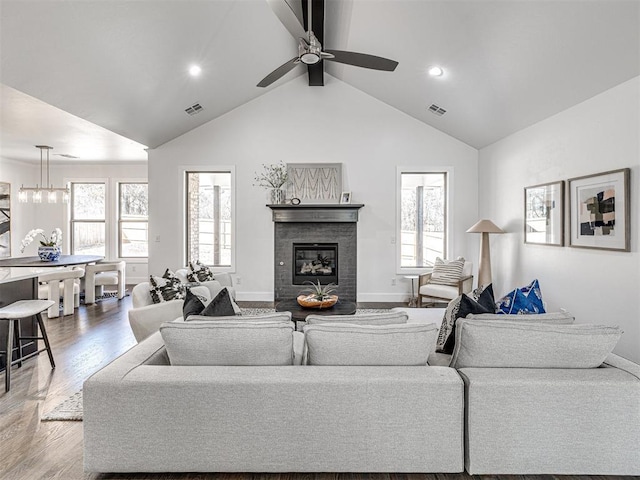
[18,145,70,203]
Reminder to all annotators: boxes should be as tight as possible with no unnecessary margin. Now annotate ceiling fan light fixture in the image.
[300,52,321,65]
[428,66,444,77]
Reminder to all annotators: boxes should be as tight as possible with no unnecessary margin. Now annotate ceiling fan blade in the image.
[266,0,307,40]
[323,50,398,71]
[257,57,301,87]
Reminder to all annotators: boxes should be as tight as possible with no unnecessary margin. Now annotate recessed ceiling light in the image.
[189,65,202,77]
[428,66,444,77]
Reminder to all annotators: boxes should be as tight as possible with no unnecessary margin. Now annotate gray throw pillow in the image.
[199,287,236,317]
[160,320,294,366]
[450,319,622,369]
[305,311,408,326]
[303,323,439,366]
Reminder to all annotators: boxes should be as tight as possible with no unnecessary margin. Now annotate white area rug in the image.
[41,390,83,421]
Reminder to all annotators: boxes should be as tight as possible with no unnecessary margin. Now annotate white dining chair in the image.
[84,261,126,304]
[38,267,85,317]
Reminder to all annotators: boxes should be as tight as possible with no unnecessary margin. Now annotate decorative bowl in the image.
[296,294,339,309]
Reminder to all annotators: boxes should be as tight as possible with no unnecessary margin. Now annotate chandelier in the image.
[18,145,70,203]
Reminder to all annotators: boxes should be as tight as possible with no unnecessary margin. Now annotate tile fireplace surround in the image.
[268,204,364,302]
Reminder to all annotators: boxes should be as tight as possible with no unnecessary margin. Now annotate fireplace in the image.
[269,204,364,302]
[293,243,338,285]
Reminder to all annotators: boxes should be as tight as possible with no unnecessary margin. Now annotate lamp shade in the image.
[466,219,504,234]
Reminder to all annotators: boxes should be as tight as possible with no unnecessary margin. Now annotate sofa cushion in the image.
[187,312,292,323]
[450,319,622,369]
[160,320,294,366]
[466,310,575,323]
[305,311,408,326]
[187,260,215,283]
[496,279,546,314]
[430,256,465,286]
[149,273,186,303]
[303,323,439,366]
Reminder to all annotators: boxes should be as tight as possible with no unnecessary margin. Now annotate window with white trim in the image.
[399,171,447,269]
[118,182,148,258]
[70,182,106,256]
[185,171,232,267]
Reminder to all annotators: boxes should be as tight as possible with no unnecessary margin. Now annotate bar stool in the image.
[0,299,56,392]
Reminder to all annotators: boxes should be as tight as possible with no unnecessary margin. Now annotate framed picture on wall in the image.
[568,168,630,251]
[286,163,342,204]
[524,181,564,246]
[0,182,10,258]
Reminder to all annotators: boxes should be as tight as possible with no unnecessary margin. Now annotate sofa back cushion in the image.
[304,311,408,326]
[450,319,622,369]
[186,312,292,323]
[466,310,575,324]
[303,323,438,366]
[160,320,294,366]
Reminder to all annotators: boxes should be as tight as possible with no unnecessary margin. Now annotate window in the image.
[185,171,232,267]
[118,183,148,257]
[399,172,447,269]
[70,182,106,256]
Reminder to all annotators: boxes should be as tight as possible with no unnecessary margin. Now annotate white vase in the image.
[270,189,286,204]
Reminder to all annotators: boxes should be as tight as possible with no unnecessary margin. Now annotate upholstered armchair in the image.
[417,261,474,307]
[84,261,126,304]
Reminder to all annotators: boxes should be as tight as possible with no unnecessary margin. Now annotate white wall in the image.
[0,158,148,284]
[0,157,37,257]
[148,75,479,301]
[478,76,640,362]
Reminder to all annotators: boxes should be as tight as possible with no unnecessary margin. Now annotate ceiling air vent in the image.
[185,103,204,116]
[428,104,447,116]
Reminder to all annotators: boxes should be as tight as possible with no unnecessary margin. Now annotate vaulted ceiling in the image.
[1,0,638,163]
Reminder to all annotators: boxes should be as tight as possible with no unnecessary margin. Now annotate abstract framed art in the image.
[524,180,564,246]
[568,168,630,251]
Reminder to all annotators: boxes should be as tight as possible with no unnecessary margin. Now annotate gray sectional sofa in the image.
[84,323,464,473]
[84,307,640,475]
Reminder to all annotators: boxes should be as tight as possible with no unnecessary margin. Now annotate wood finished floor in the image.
[0,294,635,480]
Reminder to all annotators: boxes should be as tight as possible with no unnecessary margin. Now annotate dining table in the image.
[0,254,104,267]
[0,254,103,371]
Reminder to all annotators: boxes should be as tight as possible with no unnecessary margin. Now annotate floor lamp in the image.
[466,219,504,288]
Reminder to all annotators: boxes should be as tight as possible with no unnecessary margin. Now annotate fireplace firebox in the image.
[292,243,338,285]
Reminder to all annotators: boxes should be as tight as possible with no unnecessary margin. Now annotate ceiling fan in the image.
[258,0,399,87]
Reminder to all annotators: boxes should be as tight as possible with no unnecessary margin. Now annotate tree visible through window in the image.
[70,183,106,256]
[119,183,148,257]
[400,172,446,268]
[186,172,232,267]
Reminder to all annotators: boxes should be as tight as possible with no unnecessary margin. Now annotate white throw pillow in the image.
[430,257,465,286]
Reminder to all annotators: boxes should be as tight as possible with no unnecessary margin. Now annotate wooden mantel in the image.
[267,204,364,223]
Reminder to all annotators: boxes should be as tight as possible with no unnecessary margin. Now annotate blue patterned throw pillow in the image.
[496,279,546,314]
